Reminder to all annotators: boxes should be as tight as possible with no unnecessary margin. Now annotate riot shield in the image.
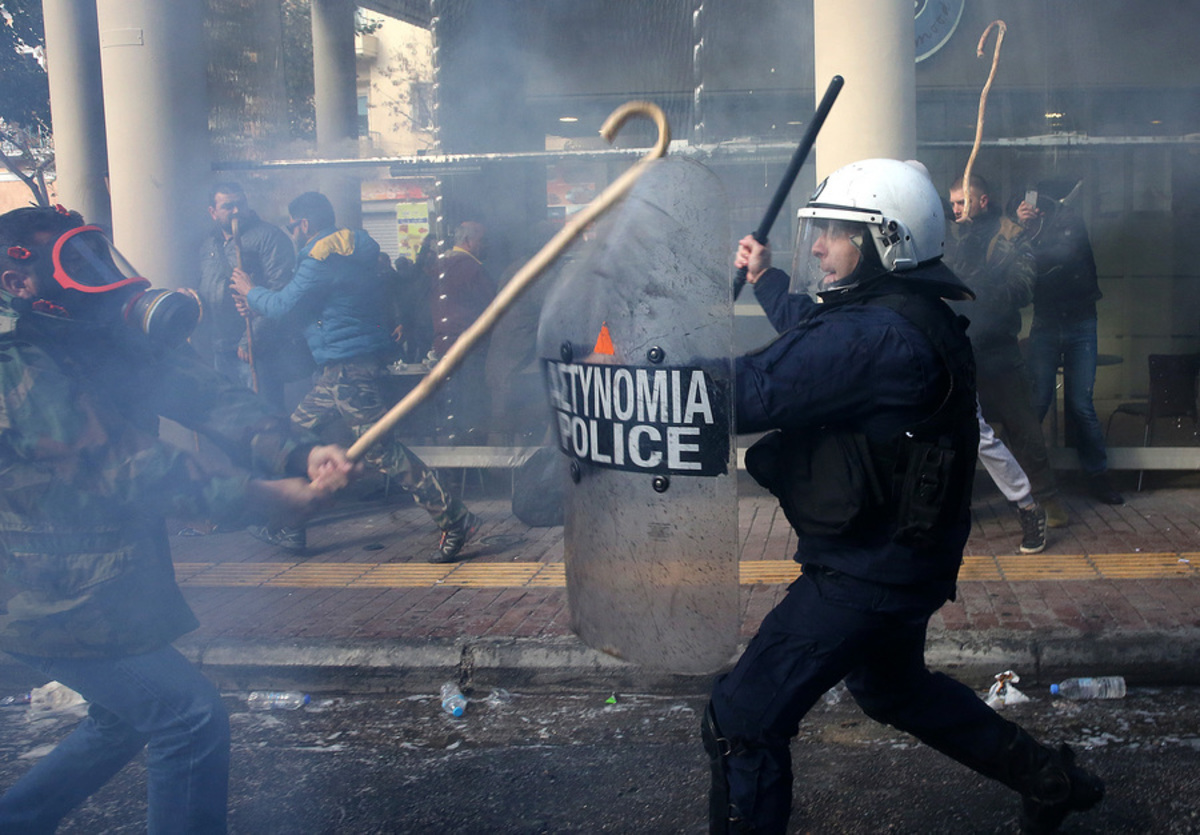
[537,157,737,674]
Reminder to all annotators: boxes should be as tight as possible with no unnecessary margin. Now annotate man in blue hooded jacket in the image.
[231,192,478,563]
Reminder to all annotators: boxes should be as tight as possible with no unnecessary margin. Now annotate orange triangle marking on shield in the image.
[593,322,615,355]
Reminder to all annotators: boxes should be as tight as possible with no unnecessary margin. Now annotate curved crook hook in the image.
[346,101,671,462]
[600,100,671,159]
[961,19,1007,223]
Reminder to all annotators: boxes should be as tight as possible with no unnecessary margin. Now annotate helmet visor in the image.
[790,216,868,296]
[52,226,149,294]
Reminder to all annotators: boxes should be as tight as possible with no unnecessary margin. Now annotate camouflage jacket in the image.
[0,293,319,658]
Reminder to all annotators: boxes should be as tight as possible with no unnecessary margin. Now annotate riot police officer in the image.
[702,160,1103,834]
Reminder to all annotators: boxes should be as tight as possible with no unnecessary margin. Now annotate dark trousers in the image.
[710,567,1020,833]
[976,345,1058,501]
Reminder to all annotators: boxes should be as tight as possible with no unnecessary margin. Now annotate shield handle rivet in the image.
[647,346,665,364]
[652,475,670,493]
[560,342,574,362]
[570,461,581,483]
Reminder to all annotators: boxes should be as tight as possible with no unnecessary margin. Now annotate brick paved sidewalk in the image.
[158,475,1200,690]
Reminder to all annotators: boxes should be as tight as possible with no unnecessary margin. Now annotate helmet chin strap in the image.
[816,262,888,300]
[817,235,887,299]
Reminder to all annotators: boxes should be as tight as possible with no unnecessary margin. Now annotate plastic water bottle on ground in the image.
[1049,676,1126,700]
[247,691,310,710]
[440,682,467,717]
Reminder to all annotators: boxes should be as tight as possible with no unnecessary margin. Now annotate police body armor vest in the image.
[745,289,978,564]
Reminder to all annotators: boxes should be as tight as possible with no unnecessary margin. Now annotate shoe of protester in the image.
[1042,498,1069,529]
[1087,473,1124,506]
[430,512,479,564]
[1018,503,1047,555]
[248,524,307,555]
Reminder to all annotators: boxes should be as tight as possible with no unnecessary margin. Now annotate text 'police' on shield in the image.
[543,360,730,476]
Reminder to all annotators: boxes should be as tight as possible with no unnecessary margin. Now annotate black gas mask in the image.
[20,224,199,348]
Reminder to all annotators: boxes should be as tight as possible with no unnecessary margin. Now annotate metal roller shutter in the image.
[363,203,400,258]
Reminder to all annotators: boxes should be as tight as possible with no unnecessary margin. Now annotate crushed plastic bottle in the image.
[29,681,86,715]
[486,687,513,707]
[247,691,310,711]
[1049,676,1126,700]
[822,682,847,706]
[440,682,467,717]
[0,692,31,706]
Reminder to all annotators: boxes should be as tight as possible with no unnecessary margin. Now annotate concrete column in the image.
[42,0,110,228]
[812,0,916,178]
[95,0,209,289]
[311,0,360,228]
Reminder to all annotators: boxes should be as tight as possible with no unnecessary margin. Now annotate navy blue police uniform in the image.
[704,265,1094,833]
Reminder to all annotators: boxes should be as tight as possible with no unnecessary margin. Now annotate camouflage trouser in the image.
[291,359,466,530]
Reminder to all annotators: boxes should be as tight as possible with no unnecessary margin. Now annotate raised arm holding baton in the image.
[732,75,843,300]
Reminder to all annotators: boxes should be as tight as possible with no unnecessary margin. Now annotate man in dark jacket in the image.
[702,160,1102,835]
[232,192,478,563]
[388,240,435,364]
[0,206,351,832]
[1015,182,1123,505]
[196,182,311,410]
[431,221,495,442]
[944,173,1066,526]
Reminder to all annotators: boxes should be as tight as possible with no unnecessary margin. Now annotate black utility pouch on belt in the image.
[889,432,958,550]
[744,429,887,537]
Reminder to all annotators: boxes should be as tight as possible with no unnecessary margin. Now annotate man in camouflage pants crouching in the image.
[232,192,478,563]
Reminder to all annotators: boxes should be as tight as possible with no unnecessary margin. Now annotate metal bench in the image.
[399,446,542,497]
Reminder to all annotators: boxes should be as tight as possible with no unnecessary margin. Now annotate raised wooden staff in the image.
[961,19,1007,222]
[230,216,258,392]
[346,100,671,462]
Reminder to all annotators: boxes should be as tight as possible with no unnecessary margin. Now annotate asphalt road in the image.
[2,682,1199,833]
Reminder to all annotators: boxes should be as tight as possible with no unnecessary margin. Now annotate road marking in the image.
[175,553,1200,589]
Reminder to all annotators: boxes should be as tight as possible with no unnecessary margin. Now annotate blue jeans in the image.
[0,645,229,834]
[1026,315,1109,475]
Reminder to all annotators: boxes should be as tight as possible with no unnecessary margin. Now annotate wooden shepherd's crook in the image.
[960,19,1006,223]
[346,100,671,462]
[230,216,259,393]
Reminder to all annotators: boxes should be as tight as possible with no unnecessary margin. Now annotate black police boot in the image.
[700,701,747,835]
[701,701,793,834]
[997,727,1104,834]
[1019,743,1105,834]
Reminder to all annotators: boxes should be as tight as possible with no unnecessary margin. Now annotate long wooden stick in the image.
[347,100,671,462]
[231,217,259,392]
[961,20,1007,223]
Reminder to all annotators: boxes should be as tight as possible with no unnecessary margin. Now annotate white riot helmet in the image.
[792,158,964,298]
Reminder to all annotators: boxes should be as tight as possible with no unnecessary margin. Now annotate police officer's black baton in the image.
[733,75,844,300]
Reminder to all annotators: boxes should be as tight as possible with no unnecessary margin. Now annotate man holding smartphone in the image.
[1014,180,1123,505]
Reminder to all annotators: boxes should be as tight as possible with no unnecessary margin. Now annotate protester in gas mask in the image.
[0,205,354,833]
[702,160,1103,835]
